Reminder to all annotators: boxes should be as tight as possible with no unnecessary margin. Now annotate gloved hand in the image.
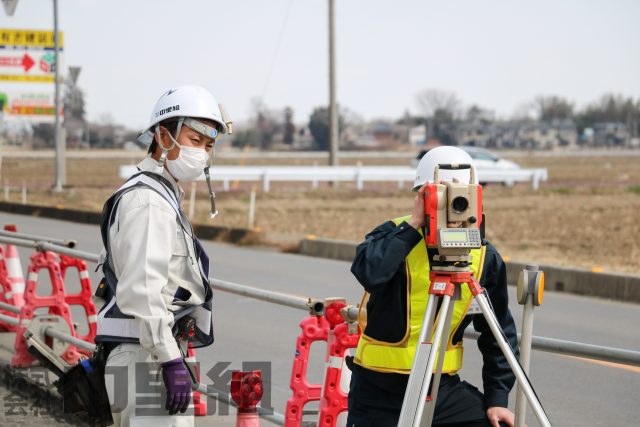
[161,358,192,415]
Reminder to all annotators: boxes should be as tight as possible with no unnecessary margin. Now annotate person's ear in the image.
[156,126,172,149]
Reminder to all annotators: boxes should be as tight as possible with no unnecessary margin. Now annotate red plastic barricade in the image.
[0,245,6,283]
[318,322,361,426]
[284,315,330,427]
[11,251,82,367]
[59,255,98,350]
[0,245,15,332]
[186,344,207,416]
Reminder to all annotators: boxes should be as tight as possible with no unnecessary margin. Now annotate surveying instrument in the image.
[397,164,551,427]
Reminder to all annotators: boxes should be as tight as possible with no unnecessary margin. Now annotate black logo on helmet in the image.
[155,105,180,118]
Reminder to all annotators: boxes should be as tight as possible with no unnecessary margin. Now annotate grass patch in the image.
[628,186,640,195]
[550,187,571,195]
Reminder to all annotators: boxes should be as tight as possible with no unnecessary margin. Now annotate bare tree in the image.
[415,89,461,145]
[415,89,461,119]
[533,95,574,121]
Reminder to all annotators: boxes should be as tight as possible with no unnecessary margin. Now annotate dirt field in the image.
[1,151,639,274]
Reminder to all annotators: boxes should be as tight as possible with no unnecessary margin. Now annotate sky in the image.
[1,0,639,130]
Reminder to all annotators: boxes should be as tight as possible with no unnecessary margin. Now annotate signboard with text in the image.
[0,28,64,83]
[0,90,59,122]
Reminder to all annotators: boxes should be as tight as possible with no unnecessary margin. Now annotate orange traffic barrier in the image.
[284,315,330,427]
[0,244,17,332]
[318,321,361,426]
[186,343,207,416]
[11,251,82,367]
[59,255,98,354]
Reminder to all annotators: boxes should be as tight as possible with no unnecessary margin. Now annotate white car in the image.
[459,147,520,170]
[412,147,519,170]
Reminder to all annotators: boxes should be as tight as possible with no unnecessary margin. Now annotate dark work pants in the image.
[346,368,508,427]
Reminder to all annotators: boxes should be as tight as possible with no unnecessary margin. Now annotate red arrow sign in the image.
[21,53,34,72]
[0,53,34,72]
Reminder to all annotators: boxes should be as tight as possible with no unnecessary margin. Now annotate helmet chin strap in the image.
[155,117,219,220]
[204,145,218,219]
[154,118,184,174]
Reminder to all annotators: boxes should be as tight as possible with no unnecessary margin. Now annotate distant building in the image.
[518,119,578,149]
[457,121,492,147]
[350,121,403,149]
[408,125,426,146]
[591,122,629,147]
[458,119,578,150]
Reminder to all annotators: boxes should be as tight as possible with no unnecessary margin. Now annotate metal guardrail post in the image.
[515,265,545,427]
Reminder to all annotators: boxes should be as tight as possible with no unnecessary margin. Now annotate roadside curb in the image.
[0,201,260,245]
[298,237,640,304]
[2,201,639,303]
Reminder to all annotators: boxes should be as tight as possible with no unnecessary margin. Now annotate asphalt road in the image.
[0,212,639,427]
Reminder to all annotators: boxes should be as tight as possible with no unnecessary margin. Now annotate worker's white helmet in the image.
[413,146,477,190]
[137,85,232,144]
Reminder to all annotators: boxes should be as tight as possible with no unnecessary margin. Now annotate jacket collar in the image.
[137,156,184,203]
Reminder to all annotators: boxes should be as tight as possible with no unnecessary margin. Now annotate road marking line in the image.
[565,355,640,373]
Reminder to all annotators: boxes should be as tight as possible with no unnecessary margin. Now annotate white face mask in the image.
[166,144,209,181]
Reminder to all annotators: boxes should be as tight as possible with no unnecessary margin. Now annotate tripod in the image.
[397,265,552,427]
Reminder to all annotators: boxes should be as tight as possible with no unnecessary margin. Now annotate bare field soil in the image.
[1,153,639,274]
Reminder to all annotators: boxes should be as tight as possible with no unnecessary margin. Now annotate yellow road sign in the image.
[0,29,64,49]
[0,74,54,82]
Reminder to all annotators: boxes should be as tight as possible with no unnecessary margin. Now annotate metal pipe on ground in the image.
[0,313,19,326]
[43,327,96,353]
[0,229,76,248]
[0,301,21,314]
[463,329,640,367]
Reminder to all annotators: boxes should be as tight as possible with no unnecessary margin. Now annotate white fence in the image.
[119,165,548,191]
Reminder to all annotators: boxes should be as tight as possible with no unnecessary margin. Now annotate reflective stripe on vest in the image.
[354,215,485,375]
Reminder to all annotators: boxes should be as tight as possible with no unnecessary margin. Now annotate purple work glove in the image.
[161,358,192,415]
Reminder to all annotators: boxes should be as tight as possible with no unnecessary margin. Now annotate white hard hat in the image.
[137,85,231,144]
[413,146,477,190]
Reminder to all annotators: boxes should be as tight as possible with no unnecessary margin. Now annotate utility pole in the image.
[53,0,65,192]
[328,0,338,167]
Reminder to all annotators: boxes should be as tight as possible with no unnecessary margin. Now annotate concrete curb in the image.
[0,201,260,245]
[298,238,640,304]
[2,201,639,303]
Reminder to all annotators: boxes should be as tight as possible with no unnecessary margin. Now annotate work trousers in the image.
[347,368,508,427]
[105,343,193,427]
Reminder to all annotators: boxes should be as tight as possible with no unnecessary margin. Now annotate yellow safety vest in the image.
[354,215,486,375]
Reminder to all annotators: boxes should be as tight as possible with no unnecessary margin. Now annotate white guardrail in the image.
[119,165,548,191]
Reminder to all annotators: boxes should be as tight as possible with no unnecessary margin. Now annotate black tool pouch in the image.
[55,344,114,426]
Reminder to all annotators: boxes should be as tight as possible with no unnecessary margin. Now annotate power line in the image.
[260,0,295,103]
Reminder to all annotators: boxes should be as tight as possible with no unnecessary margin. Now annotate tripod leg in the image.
[398,295,439,427]
[421,286,458,427]
[474,292,552,427]
[399,295,454,427]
